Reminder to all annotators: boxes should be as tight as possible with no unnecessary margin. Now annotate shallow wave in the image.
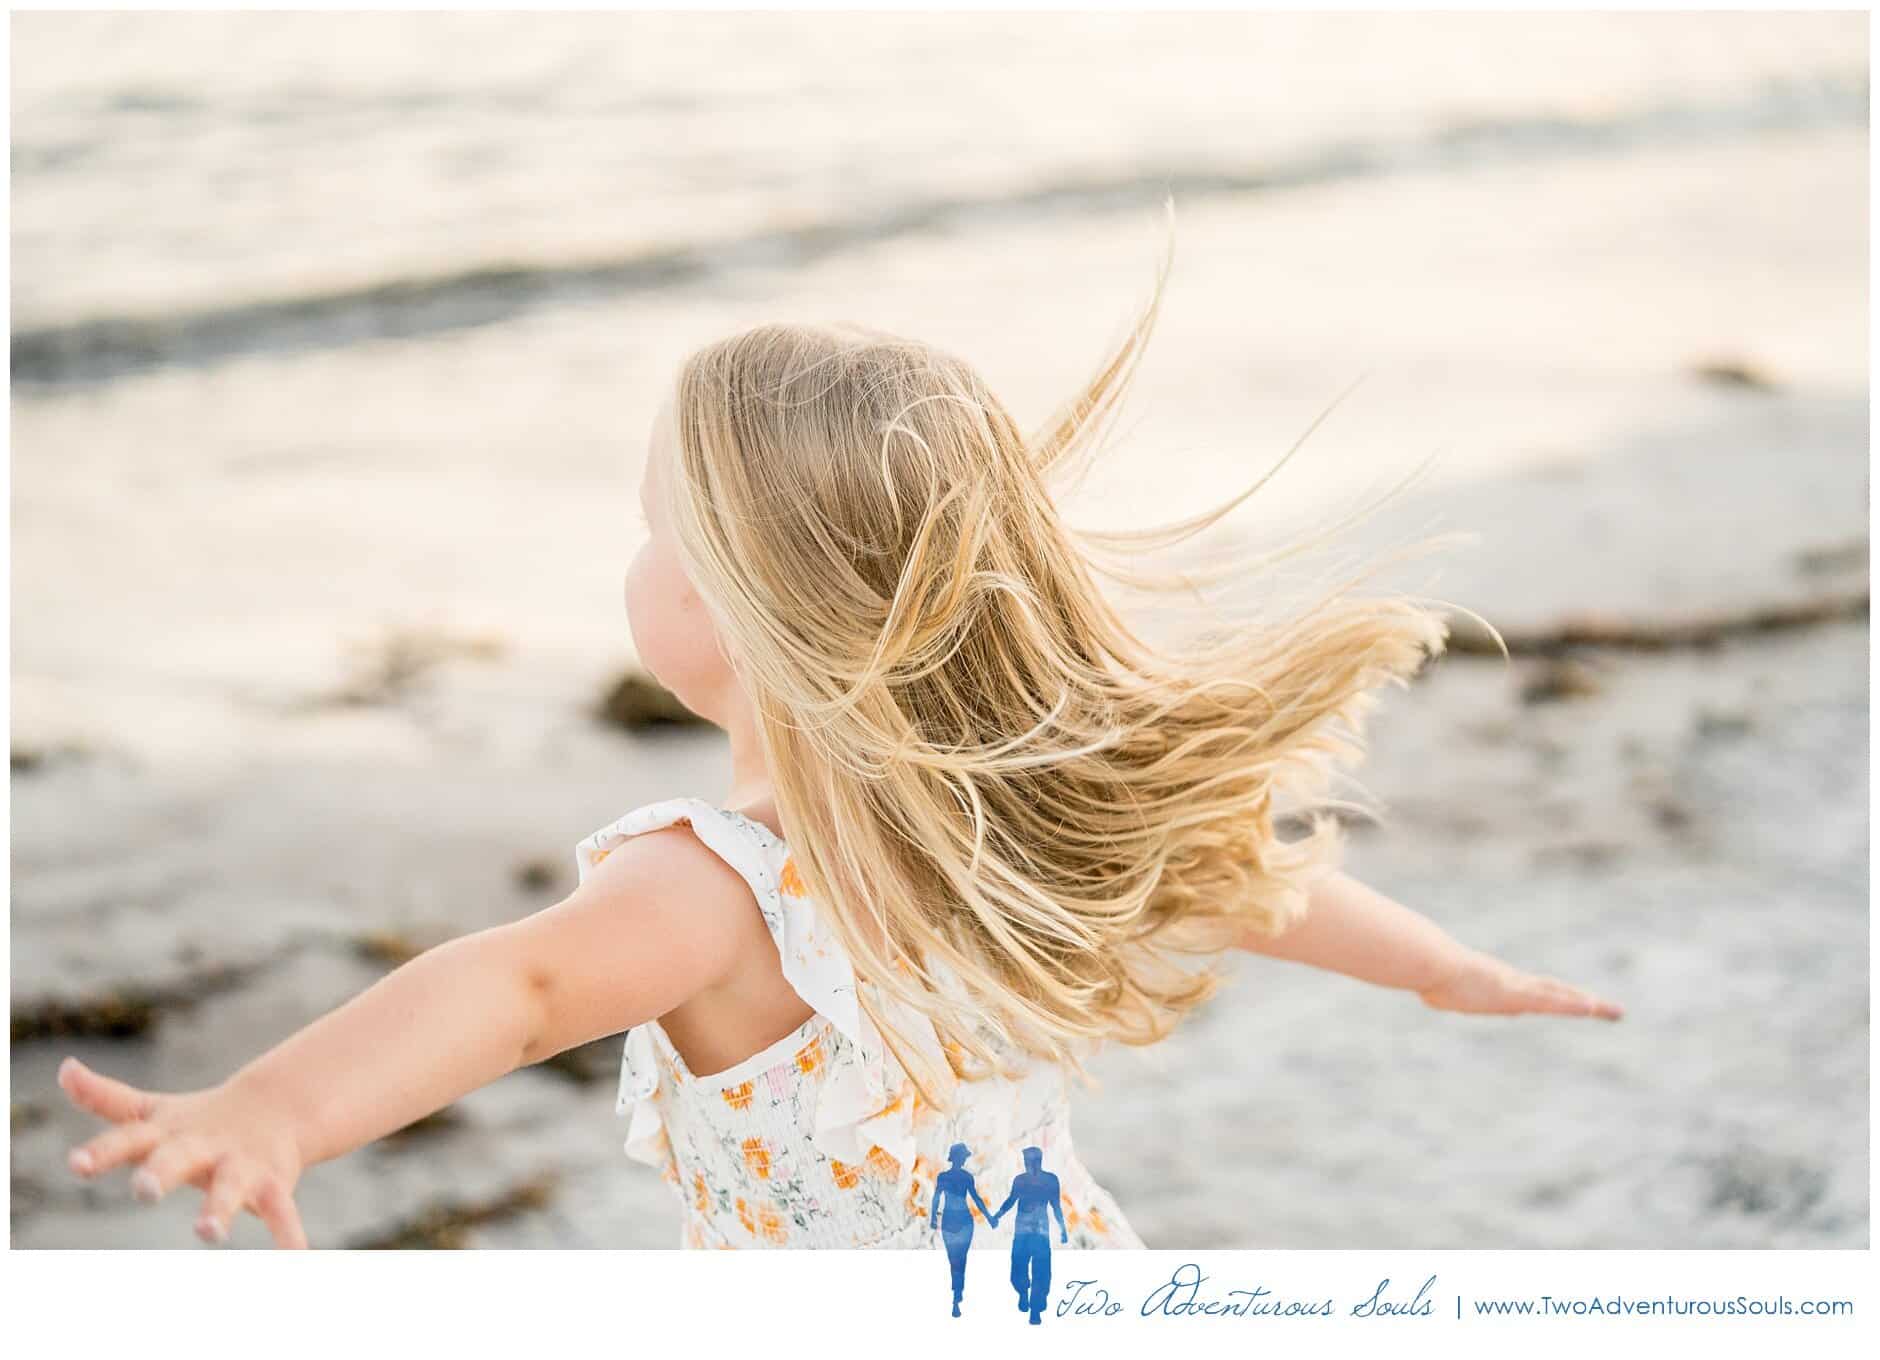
[13,74,1866,389]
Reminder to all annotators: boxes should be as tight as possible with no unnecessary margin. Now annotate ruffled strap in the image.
[576,796,867,1041]
[616,1026,665,1164]
[809,1000,946,1173]
[574,795,953,1186]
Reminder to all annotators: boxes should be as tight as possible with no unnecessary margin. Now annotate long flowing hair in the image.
[661,199,1496,1105]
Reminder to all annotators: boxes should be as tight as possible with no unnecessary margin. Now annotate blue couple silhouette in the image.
[927,1143,1069,1323]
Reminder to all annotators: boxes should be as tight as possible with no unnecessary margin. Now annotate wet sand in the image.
[12,382,1867,1249]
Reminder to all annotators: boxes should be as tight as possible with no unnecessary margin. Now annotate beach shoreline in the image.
[12,377,1867,1247]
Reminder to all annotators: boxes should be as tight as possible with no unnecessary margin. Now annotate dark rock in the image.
[10,740,94,774]
[596,670,705,729]
[319,625,508,708]
[1448,592,1867,658]
[1648,798,1694,832]
[13,992,161,1042]
[11,1174,49,1226]
[11,1101,50,1133]
[514,857,561,893]
[1531,841,1625,870]
[1694,707,1754,741]
[1459,717,1517,745]
[537,1034,621,1085]
[1701,1147,1827,1223]
[381,1105,466,1145]
[350,1173,557,1249]
[1793,537,1868,577]
[1521,657,1604,705]
[1692,358,1781,392]
[12,957,267,1043]
[351,928,450,968]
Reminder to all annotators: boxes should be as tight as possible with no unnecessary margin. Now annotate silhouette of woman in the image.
[928,1142,992,1316]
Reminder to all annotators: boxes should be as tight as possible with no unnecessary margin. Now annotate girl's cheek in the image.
[623,554,670,657]
[625,546,722,692]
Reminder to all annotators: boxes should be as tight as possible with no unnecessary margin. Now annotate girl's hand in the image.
[58,1056,309,1248]
[1417,949,1624,1020]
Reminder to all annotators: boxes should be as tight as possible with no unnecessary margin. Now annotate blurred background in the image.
[9,10,1868,1248]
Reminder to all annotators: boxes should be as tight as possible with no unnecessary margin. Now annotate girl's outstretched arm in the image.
[56,825,752,1247]
[1238,870,1624,1020]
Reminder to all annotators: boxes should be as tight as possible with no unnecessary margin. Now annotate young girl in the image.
[57,222,1622,1251]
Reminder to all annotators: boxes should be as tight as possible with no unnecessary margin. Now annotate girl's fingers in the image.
[67,1120,162,1179]
[1582,991,1624,1020]
[129,1136,216,1205]
[196,1159,257,1245]
[1524,978,1583,1014]
[58,1057,156,1123]
[253,1178,309,1250]
[1528,976,1624,1020]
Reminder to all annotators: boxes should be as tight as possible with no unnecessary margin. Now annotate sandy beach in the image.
[13,388,1869,1248]
[9,12,1868,1248]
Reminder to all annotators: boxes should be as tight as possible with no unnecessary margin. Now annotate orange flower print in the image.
[793,1036,823,1076]
[741,1136,774,1180]
[735,1197,755,1236]
[1063,1192,1081,1233]
[778,856,807,898]
[1087,1207,1109,1235]
[904,1155,936,1218]
[756,1204,790,1244]
[692,1170,710,1214]
[722,1081,754,1111]
[829,1159,861,1190]
[864,1144,901,1180]
[591,846,612,865]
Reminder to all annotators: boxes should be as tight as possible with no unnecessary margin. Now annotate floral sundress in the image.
[573,796,1144,1250]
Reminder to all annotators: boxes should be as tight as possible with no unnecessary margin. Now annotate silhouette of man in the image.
[990,1145,1067,1325]
[929,1142,992,1317]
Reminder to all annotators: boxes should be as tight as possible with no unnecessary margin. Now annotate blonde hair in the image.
[661,200,1493,1105]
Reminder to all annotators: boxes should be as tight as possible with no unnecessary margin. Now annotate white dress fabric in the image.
[573,796,1144,1250]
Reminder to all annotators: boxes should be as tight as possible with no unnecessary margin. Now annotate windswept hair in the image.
[661,198,1494,1106]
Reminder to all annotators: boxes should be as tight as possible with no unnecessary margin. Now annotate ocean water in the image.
[9,8,1869,765]
[13,11,1867,337]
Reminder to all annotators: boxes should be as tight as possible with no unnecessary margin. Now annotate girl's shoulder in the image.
[575,794,787,935]
[566,798,787,977]
[575,796,866,1044]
